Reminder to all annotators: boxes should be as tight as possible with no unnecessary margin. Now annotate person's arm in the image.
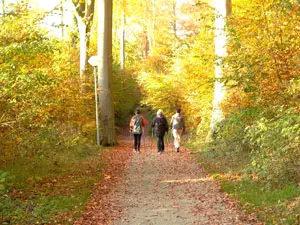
[165,117,169,133]
[129,117,133,133]
[141,116,147,134]
[170,116,173,129]
[142,116,148,126]
[151,117,156,128]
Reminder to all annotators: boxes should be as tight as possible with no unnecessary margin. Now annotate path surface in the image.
[75,131,258,225]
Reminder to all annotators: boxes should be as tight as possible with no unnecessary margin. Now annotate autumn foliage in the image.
[215,0,300,185]
[0,0,299,224]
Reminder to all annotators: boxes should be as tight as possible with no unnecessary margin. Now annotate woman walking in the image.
[151,109,169,153]
[130,109,147,152]
[170,108,185,152]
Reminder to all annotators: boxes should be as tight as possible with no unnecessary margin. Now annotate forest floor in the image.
[74,128,260,225]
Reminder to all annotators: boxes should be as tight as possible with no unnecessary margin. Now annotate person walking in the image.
[130,109,147,153]
[151,109,169,154]
[170,108,185,152]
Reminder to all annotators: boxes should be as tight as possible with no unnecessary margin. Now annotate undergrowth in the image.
[191,143,300,225]
[0,143,103,225]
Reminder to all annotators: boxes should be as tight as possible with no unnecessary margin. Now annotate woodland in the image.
[0,0,299,224]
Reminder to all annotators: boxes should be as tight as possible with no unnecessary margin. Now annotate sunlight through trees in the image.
[0,0,299,224]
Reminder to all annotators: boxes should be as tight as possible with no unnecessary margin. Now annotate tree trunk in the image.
[69,0,95,92]
[142,29,149,58]
[209,0,231,137]
[149,0,156,51]
[171,0,177,38]
[120,4,125,69]
[78,17,88,90]
[98,0,117,146]
[60,0,65,38]
[1,0,5,17]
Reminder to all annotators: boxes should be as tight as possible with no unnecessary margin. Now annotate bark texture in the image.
[98,0,117,146]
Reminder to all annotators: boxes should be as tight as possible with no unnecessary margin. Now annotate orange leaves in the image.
[223,0,300,115]
[75,137,133,225]
[17,137,23,143]
[221,88,254,117]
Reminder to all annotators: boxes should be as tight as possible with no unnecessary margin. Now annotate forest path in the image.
[74,128,259,225]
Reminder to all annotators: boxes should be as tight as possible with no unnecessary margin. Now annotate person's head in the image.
[135,109,140,114]
[176,108,181,113]
[157,109,163,116]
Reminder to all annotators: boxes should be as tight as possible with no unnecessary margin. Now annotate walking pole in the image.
[143,127,145,151]
[151,128,153,150]
[144,133,146,151]
[129,129,132,149]
[166,132,169,151]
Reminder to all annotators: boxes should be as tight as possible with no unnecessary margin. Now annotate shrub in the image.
[246,107,300,185]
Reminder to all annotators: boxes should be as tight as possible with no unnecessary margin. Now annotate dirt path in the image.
[74,131,258,225]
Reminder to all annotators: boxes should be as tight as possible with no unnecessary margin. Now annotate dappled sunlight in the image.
[161,177,213,184]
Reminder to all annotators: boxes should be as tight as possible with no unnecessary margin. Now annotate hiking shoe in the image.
[133,148,137,152]
[176,147,179,152]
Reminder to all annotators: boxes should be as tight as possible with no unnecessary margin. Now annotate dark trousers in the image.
[133,133,142,151]
[157,136,165,152]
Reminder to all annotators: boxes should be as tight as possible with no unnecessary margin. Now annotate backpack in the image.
[154,116,168,136]
[172,115,184,130]
[132,115,143,134]
[155,116,166,130]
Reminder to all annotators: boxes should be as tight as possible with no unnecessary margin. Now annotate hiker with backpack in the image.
[170,108,185,152]
[151,109,169,154]
[130,109,147,153]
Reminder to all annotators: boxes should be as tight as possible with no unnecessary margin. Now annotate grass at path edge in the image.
[0,144,104,225]
[188,142,300,225]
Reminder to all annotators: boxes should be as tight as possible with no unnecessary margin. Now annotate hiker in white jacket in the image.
[170,108,185,152]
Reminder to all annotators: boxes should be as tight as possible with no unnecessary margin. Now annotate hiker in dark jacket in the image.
[151,109,169,153]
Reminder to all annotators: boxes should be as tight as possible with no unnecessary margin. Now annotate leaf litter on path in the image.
[74,131,260,225]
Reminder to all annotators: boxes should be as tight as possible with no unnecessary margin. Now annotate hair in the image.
[176,108,181,113]
[135,109,140,114]
[157,109,163,115]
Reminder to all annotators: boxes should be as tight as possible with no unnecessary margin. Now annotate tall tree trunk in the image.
[120,2,126,69]
[171,0,177,38]
[1,0,5,17]
[98,0,117,146]
[142,29,149,58]
[149,0,156,51]
[60,0,65,38]
[209,0,231,137]
[69,0,95,92]
[142,2,150,58]
[77,17,88,89]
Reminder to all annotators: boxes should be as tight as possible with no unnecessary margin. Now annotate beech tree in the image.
[209,0,231,135]
[69,0,95,91]
[119,0,126,69]
[98,0,116,146]
[1,0,5,16]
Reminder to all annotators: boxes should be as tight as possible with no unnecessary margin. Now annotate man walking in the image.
[130,109,147,152]
[170,108,185,152]
[152,109,169,153]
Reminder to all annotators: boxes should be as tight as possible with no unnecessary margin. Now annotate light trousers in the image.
[172,129,183,149]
